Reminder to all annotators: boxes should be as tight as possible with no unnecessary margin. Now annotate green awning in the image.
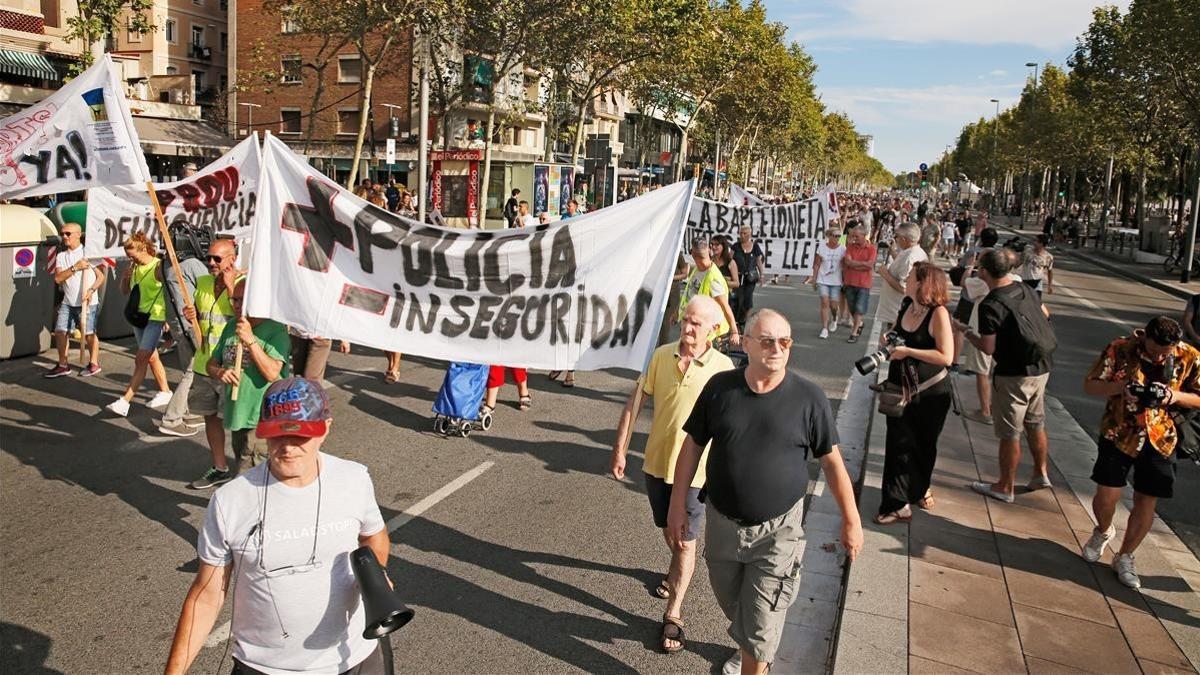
[0,49,59,81]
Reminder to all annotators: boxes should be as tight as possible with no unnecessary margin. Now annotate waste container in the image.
[0,205,59,359]
[43,201,132,340]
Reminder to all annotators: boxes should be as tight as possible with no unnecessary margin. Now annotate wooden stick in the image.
[78,290,88,365]
[231,322,244,401]
[145,181,203,342]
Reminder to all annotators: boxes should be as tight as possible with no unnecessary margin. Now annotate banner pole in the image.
[145,181,203,342]
[79,292,88,365]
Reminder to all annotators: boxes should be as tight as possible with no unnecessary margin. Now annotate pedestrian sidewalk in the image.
[994,219,1198,301]
[833,372,1200,674]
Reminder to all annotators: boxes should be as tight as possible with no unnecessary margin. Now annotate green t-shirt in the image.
[213,318,291,431]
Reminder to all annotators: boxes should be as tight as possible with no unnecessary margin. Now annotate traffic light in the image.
[918,167,928,186]
[1058,190,1065,197]
[389,116,400,138]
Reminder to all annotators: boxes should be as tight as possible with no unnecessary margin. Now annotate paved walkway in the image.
[834,370,1200,674]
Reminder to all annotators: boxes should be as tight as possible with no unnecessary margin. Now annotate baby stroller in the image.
[432,362,492,437]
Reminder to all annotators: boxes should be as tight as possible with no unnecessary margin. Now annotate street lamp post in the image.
[238,101,261,137]
[990,98,1000,213]
[1020,62,1038,226]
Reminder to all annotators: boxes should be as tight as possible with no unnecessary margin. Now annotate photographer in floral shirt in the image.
[1082,317,1200,589]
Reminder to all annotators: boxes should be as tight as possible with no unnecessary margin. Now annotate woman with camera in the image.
[106,232,173,417]
[875,262,955,524]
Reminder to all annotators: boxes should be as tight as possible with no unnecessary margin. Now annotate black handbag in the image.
[877,361,948,417]
[123,266,161,329]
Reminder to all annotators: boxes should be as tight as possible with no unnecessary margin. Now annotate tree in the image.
[66,0,154,71]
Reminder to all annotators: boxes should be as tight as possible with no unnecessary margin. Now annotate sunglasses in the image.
[62,231,79,237]
[750,335,793,350]
[205,254,225,263]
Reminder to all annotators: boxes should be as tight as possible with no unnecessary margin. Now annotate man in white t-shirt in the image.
[516,200,536,228]
[809,227,846,339]
[166,377,394,675]
[940,220,958,259]
[876,223,928,330]
[45,223,105,378]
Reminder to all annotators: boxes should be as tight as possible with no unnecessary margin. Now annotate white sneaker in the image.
[830,318,839,333]
[1113,553,1141,589]
[106,398,130,417]
[722,651,742,675]
[1082,525,1116,563]
[147,391,173,409]
[819,328,829,339]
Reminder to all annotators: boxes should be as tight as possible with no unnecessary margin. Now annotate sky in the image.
[764,0,1132,175]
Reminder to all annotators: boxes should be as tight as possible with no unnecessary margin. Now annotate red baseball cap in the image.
[256,377,331,439]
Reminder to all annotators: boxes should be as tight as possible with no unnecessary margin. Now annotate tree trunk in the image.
[570,81,597,169]
[346,62,377,189]
[302,65,329,155]
[1135,156,1147,230]
[478,108,497,227]
[675,124,691,183]
[743,124,760,185]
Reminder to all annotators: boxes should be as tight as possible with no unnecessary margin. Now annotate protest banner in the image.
[728,183,766,206]
[686,195,833,275]
[246,134,692,371]
[85,133,261,259]
[0,55,149,199]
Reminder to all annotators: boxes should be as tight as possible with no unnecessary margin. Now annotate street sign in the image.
[12,247,34,279]
[386,139,396,165]
[919,162,928,172]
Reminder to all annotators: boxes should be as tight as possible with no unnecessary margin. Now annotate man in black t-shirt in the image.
[503,189,520,228]
[956,248,1054,504]
[668,309,862,675]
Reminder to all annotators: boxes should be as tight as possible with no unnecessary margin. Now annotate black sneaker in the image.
[188,467,233,490]
[43,364,72,378]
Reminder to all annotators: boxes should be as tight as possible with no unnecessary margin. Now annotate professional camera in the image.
[169,222,214,263]
[855,331,905,376]
[1127,381,1170,409]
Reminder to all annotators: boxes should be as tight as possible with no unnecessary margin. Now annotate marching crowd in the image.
[34,180,1200,675]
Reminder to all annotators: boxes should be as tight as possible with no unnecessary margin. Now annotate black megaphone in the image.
[350,545,415,639]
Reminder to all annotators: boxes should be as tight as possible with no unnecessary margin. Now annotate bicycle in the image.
[1161,228,1199,274]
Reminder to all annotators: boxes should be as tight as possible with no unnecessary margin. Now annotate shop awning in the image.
[132,116,235,157]
[0,49,59,81]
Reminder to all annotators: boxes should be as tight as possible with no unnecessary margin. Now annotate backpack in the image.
[991,284,1057,364]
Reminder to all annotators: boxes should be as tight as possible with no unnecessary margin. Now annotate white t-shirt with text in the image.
[197,453,386,675]
[815,242,846,286]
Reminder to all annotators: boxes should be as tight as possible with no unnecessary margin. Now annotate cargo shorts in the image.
[704,499,804,664]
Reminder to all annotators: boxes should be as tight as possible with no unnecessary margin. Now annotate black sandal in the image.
[562,371,575,388]
[519,395,532,411]
[661,615,685,654]
[547,370,562,381]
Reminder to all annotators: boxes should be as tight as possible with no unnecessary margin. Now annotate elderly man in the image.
[165,377,393,674]
[44,223,105,377]
[675,238,740,348]
[876,222,927,330]
[611,295,734,654]
[669,309,863,675]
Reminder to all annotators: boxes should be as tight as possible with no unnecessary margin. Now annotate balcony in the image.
[190,43,212,60]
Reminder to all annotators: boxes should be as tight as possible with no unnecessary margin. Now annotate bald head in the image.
[206,238,237,274]
[61,223,82,249]
[745,308,789,339]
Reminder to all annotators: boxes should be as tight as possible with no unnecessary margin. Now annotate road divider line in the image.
[385,460,495,532]
[1055,281,1138,331]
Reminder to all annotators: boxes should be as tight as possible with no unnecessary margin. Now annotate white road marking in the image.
[385,460,495,532]
[204,460,495,650]
[1053,280,1138,332]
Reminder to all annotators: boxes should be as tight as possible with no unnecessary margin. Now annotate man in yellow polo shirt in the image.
[610,294,734,654]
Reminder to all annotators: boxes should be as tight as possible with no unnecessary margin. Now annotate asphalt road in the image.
[0,277,867,674]
[3,251,1196,674]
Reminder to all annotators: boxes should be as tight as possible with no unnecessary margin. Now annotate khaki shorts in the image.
[962,341,993,375]
[187,374,224,417]
[704,499,804,663]
[992,373,1049,440]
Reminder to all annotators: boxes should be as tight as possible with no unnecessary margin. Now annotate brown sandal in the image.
[918,491,935,510]
[661,614,685,654]
[873,509,912,525]
[653,578,671,599]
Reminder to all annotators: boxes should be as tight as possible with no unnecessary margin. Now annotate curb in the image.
[991,221,1195,301]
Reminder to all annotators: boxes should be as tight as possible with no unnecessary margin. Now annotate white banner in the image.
[728,183,765,206]
[0,55,150,199]
[246,135,691,371]
[85,133,260,259]
[686,195,833,275]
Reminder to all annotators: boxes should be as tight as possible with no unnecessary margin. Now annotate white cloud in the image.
[989,69,1008,77]
[819,83,1022,172]
[790,0,1131,50]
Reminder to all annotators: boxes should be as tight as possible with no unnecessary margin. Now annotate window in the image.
[191,25,205,47]
[337,109,361,135]
[165,19,177,43]
[128,19,142,42]
[166,65,178,75]
[462,55,495,103]
[220,0,227,8]
[280,6,300,33]
[337,55,361,83]
[219,32,228,52]
[280,109,301,134]
[281,56,302,83]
